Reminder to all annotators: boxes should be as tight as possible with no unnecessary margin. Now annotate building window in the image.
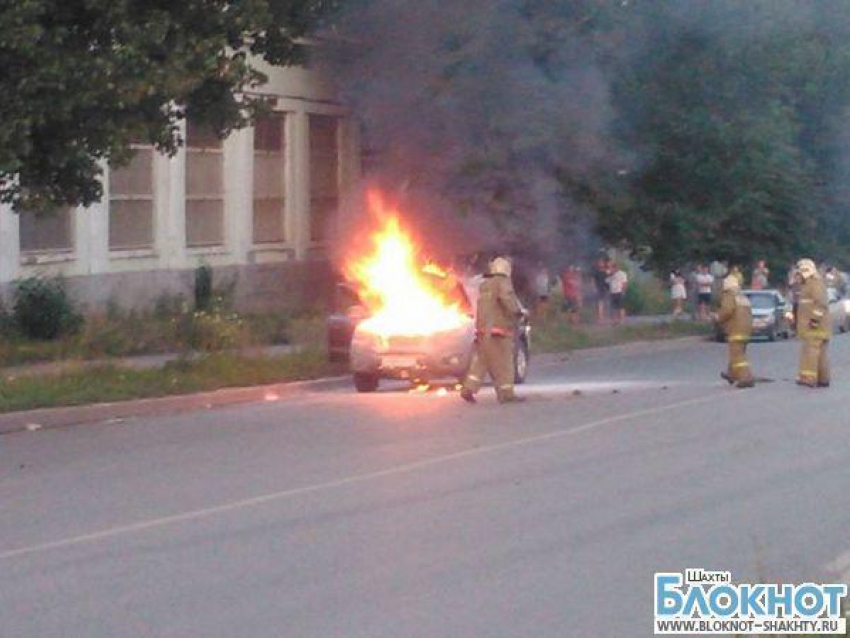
[19,207,74,254]
[109,145,154,251]
[185,121,224,247]
[309,115,339,242]
[253,113,286,244]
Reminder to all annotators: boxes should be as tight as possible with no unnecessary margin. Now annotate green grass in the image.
[0,309,319,367]
[0,350,345,414]
[531,317,712,355]
[0,307,713,414]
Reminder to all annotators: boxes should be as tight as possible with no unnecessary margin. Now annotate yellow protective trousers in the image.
[799,339,830,385]
[727,340,753,383]
[463,335,516,400]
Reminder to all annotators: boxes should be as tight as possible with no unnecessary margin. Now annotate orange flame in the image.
[344,191,469,338]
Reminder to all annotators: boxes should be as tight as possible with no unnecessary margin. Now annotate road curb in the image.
[0,335,711,435]
[0,375,350,436]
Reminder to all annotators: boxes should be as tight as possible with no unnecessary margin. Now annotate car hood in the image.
[352,321,474,354]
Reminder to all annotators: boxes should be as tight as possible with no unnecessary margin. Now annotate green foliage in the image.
[194,265,214,312]
[0,296,13,336]
[0,0,339,212]
[12,277,81,340]
[178,308,247,353]
[623,276,670,316]
[0,350,344,414]
[604,1,850,273]
[531,312,710,355]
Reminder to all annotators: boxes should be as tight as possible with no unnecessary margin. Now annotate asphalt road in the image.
[2,334,850,637]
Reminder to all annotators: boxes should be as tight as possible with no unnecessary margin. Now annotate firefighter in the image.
[715,274,755,388]
[795,258,831,388]
[461,256,527,404]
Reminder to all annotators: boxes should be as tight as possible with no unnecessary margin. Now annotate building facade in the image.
[0,59,360,312]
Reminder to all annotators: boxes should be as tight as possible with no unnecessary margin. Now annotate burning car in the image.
[336,192,530,393]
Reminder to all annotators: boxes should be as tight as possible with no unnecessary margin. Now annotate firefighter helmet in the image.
[723,275,740,292]
[796,258,818,280]
[490,256,512,277]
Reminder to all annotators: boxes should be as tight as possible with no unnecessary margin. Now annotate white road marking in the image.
[0,392,738,562]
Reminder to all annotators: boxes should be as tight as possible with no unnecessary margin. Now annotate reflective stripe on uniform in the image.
[467,375,480,382]
[732,361,750,369]
[799,370,818,378]
[498,384,513,389]
[728,335,749,342]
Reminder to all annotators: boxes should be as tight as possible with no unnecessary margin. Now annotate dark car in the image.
[714,289,792,342]
[326,283,368,362]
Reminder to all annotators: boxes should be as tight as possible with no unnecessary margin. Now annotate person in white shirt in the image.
[670,271,687,317]
[694,264,715,320]
[607,266,628,325]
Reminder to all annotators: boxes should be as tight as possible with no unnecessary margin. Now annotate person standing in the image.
[607,264,628,325]
[461,256,527,404]
[729,265,744,288]
[795,258,831,388]
[560,265,583,324]
[670,271,687,318]
[751,260,770,290]
[694,264,715,320]
[532,261,550,319]
[715,275,754,388]
[593,254,610,323]
[710,260,729,299]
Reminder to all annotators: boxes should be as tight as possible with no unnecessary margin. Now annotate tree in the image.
[604,0,850,273]
[0,0,337,212]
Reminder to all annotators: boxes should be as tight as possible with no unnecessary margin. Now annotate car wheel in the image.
[353,372,379,393]
[843,318,850,334]
[768,327,777,342]
[514,341,529,385]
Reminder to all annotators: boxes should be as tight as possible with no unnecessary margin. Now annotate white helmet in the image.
[796,258,818,280]
[722,275,740,292]
[490,256,512,277]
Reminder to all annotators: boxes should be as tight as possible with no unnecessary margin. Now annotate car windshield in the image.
[745,293,776,310]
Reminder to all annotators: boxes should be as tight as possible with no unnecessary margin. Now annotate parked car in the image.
[715,289,793,342]
[329,275,531,392]
[828,288,850,334]
[326,283,368,362]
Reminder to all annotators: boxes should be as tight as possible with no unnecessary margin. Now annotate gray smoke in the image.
[320,0,625,266]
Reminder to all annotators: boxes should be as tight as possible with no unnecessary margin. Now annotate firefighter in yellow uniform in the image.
[716,275,755,388]
[461,256,527,404]
[795,258,831,387]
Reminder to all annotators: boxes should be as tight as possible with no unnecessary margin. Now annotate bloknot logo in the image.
[654,569,847,635]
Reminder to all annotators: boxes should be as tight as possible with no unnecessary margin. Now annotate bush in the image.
[13,277,82,340]
[0,296,14,336]
[194,265,213,312]
[176,308,247,352]
[624,274,671,316]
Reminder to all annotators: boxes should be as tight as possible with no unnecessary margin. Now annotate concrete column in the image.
[339,117,362,193]
[224,127,252,265]
[291,110,311,260]
[163,123,187,269]
[86,166,110,274]
[0,203,19,284]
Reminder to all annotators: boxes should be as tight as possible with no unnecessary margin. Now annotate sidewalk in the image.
[2,344,301,379]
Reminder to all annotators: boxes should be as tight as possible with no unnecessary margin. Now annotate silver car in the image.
[350,276,530,393]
